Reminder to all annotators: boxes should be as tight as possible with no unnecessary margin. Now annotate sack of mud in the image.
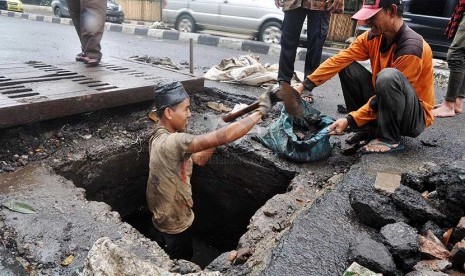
[255,100,334,162]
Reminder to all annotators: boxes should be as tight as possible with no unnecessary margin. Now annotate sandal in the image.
[301,91,314,104]
[75,52,86,62]
[359,139,405,154]
[83,56,101,67]
[345,129,375,145]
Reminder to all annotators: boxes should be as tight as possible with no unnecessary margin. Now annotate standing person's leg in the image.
[363,68,425,153]
[304,10,330,76]
[278,8,307,84]
[66,0,85,60]
[81,0,106,64]
[434,15,465,117]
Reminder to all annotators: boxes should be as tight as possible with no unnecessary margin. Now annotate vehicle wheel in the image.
[175,14,196,33]
[259,21,281,44]
[54,7,62,17]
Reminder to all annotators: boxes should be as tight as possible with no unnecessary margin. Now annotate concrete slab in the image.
[0,57,204,128]
[374,172,401,196]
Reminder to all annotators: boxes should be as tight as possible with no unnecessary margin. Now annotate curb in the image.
[0,9,314,60]
[1,9,450,82]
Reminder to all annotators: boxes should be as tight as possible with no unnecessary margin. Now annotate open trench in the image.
[53,87,297,268]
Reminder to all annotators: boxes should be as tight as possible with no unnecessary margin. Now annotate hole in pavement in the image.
[55,87,296,268]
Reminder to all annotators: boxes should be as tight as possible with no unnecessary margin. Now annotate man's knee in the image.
[375,68,402,96]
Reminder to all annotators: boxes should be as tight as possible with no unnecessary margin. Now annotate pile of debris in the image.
[347,161,465,275]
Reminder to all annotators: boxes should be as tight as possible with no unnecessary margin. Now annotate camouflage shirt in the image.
[146,127,195,234]
[283,0,344,13]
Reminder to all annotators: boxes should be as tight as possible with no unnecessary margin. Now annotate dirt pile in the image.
[349,161,465,275]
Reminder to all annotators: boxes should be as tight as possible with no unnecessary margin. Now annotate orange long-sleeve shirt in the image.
[305,23,435,127]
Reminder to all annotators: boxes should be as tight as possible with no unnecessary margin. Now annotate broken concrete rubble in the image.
[343,262,383,276]
[392,185,447,225]
[349,188,407,229]
[420,221,446,241]
[453,217,465,244]
[413,259,452,272]
[380,222,419,269]
[82,237,219,276]
[347,161,465,275]
[405,271,448,276]
[419,234,451,260]
[451,240,465,270]
[348,236,399,276]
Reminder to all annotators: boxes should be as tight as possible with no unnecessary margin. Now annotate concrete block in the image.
[179,32,199,43]
[375,172,401,196]
[147,29,164,39]
[122,25,135,34]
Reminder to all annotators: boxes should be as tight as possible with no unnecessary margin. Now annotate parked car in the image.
[162,0,306,44]
[51,0,124,24]
[357,0,457,59]
[0,0,24,12]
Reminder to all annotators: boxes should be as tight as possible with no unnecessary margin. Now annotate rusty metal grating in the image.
[0,57,204,128]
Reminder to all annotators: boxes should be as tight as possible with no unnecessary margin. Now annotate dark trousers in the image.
[278,8,330,83]
[338,62,425,143]
[66,0,106,60]
[445,15,465,101]
[150,225,193,260]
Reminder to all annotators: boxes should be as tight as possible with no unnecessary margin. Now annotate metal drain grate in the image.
[0,57,204,128]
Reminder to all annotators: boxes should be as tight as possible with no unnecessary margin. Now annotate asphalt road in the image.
[2,14,465,275]
[0,16,285,74]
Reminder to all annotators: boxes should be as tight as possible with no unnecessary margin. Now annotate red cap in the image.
[352,0,383,21]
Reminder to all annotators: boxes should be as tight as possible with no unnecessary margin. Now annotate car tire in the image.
[175,14,196,33]
[54,7,62,17]
[259,21,281,44]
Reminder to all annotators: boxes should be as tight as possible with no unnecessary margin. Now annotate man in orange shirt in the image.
[294,0,435,153]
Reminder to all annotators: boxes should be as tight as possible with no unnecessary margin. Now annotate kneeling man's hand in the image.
[328,118,348,135]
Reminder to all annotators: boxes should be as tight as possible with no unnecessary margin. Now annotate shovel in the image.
[222,82,304,122]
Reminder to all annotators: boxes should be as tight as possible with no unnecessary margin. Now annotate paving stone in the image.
[375,172,401,196]
[349,189,407,229]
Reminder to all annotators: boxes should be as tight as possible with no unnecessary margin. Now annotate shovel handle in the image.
[222,101,260,122]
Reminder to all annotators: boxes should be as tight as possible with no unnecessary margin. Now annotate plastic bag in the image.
[256,101,334,162]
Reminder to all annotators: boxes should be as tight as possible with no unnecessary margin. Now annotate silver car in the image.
[163,0,306,44]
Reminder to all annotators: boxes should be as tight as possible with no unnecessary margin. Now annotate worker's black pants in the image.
[150,225,193,260]
[338,62,425,143]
